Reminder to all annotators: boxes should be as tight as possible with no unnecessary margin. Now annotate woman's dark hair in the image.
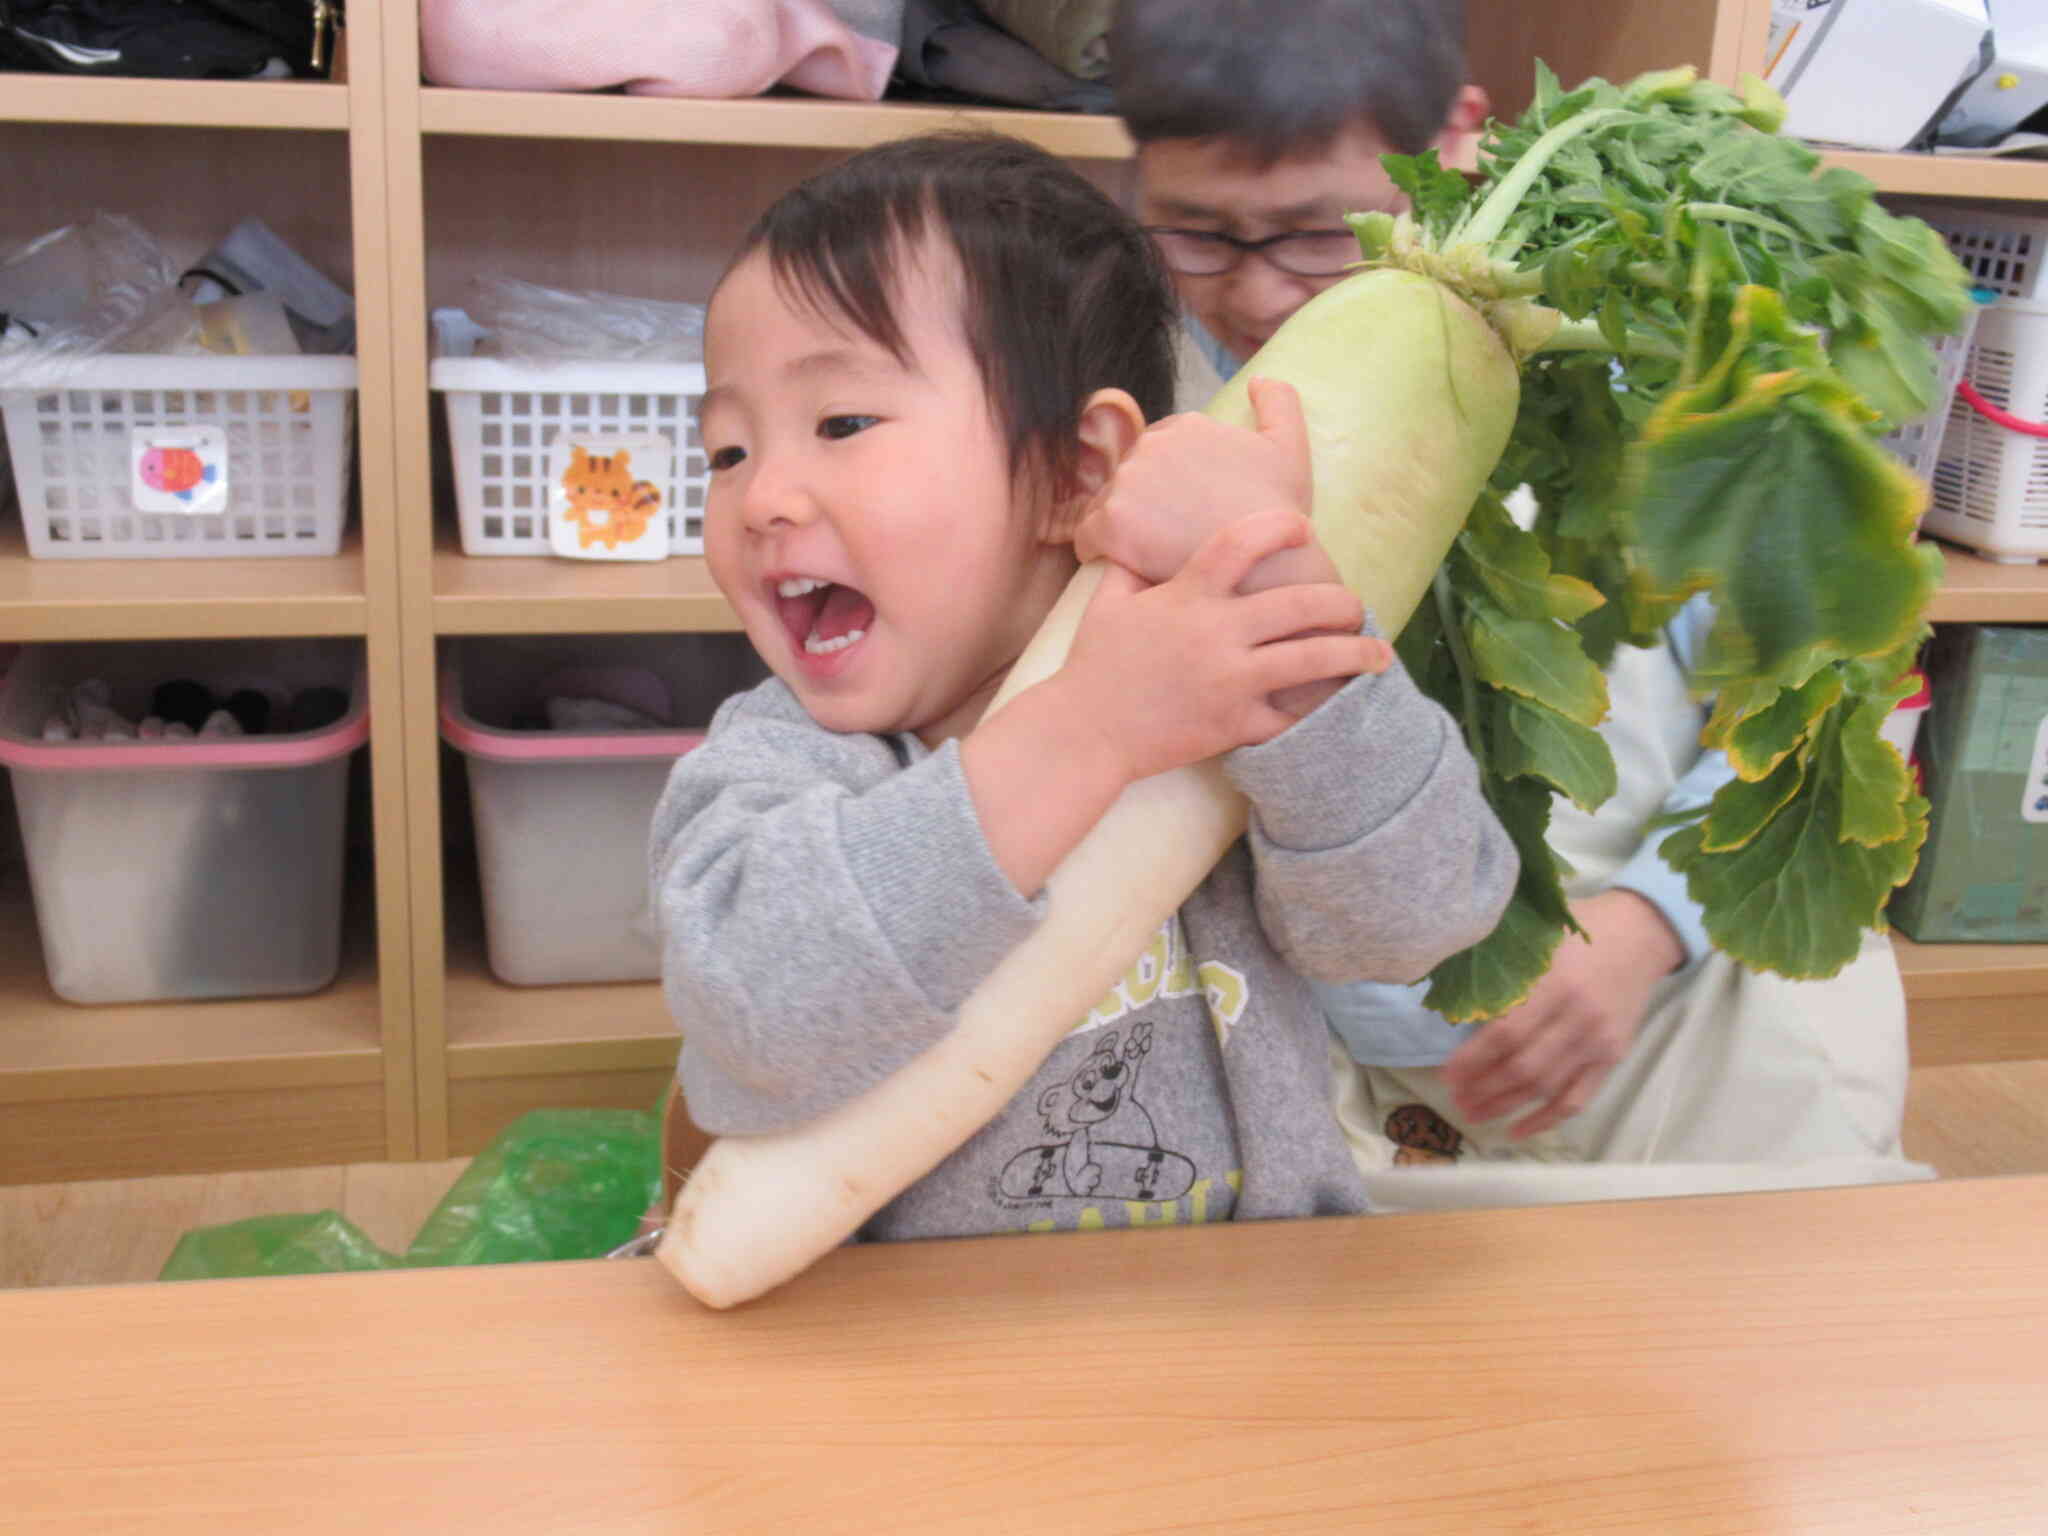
[724,132,1179,494]
[1110,0,1466,162]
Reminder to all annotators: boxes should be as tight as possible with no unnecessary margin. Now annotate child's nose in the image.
[739,460,819,533]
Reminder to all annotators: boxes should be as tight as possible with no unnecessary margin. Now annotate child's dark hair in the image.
[1110,0,1466,163]
[724,132,1178,495]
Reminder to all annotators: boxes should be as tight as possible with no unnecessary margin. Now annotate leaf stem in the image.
[1533,318,1683,358]
[1459,106,1634,255]
[1433,564,1489,781]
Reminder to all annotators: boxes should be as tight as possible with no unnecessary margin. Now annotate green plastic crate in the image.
[1889,625,2048,943]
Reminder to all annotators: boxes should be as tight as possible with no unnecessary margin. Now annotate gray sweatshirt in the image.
[649,654,1516,1243]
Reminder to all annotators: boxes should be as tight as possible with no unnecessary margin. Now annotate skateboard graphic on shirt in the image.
[998,1139,1197,1202]
[997,1023,1195,1203]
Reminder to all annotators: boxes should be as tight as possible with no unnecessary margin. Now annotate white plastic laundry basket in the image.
[1896,204,2048,563]
[0,639,368,1004]
[0,353,357,559]
[429,310,710,557]
[1879,297,1980,486]
[441,633,766,986]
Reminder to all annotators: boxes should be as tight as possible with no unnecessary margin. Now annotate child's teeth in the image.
[803,628,865,655]
[778,576,827,597]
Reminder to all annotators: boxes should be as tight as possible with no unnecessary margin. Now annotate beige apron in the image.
[1332,635,1932,1202]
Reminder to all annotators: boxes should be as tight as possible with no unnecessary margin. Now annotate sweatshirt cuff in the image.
[1223,655,1443,852]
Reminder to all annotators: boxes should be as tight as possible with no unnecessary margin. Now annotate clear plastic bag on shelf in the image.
[467,275,706,365]
[0,214,204,379]
[180,216,356,355]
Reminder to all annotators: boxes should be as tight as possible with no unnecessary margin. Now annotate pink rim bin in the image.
[439,633,765,986]
[0,638,368,1004]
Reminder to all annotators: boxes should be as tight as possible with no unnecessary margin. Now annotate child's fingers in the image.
[1235,579,1366,643]
[1249,631,1392,697]
[1083,557,1149,604]
[1246,376,1313,507]
[1182,505,1312,593]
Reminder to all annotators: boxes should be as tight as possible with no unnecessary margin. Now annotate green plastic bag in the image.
[155,1108,664,1282]
[158,1210,401,1282]
[403,1107,662,1268]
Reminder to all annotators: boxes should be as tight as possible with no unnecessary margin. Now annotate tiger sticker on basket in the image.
[548,436,673,561]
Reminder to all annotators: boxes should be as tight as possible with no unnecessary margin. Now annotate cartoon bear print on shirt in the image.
[997,1024,1196,1203]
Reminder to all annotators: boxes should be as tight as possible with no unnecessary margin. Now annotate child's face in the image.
[700,242,1075,745]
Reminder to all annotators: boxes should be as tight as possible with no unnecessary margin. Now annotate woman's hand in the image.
[1439,889,1686,1140]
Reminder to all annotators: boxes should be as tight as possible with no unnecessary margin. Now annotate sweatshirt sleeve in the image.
[1222,649,1518,985]
[648,682,1044,1134]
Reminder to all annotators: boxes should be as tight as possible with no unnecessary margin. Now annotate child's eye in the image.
[819,414,879,441]
[707,445,746,472]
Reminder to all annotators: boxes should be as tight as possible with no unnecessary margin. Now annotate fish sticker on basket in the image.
[130,427,230,516]
[549,436,673,562]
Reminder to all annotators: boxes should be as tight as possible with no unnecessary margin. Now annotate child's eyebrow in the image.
[786,347,888,384]
[700,347,892,417]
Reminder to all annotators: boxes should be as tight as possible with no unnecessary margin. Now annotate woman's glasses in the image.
[1144,227,1361,278]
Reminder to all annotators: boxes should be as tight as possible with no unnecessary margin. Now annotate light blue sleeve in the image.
[1184,311,1240,380]
[1604,595,1728,969]
[1320,596,1730,1065]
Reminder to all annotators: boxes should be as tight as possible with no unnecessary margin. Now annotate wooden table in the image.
[6,1176,2047,1533]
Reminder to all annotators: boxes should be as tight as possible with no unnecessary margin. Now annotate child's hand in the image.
[1060,505,1381,785]
[1075,376,1336,595]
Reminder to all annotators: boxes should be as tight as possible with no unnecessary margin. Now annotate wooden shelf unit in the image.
[0,75,349,131]
[420,87,1133,158]
[0,0,416,1184]
[437,865,674,1154]
[0,868,386,1183]
[1894,935,2048,1068]
[2,0,2043,1180]
[0,521,369,640]
[1825,148,2048,204]
[1923,543,2048,625]
[431,528,736,636]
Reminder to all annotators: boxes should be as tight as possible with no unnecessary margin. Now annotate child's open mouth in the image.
[775,576,875,660]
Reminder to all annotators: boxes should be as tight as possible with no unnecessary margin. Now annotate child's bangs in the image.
[759,189,937,366]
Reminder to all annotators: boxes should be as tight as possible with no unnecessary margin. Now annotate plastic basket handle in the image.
[1957,378,2048,439]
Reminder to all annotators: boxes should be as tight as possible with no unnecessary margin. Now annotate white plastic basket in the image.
[1899,204,2048,564]
[1880,298,1981,485]
[1907,204,2047,305]
[429,310,710,557]
[0,353,357,559]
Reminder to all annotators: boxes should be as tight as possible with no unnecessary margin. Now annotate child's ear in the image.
[1044,387,1145,542]
[1434,85,1490,168]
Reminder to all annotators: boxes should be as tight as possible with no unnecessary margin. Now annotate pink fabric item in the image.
[420,0,898,102]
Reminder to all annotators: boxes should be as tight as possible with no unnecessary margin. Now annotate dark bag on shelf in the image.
[892,0,1112,113]
[0,0,325,80]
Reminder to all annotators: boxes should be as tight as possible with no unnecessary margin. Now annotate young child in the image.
[649,132,1516,1243]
